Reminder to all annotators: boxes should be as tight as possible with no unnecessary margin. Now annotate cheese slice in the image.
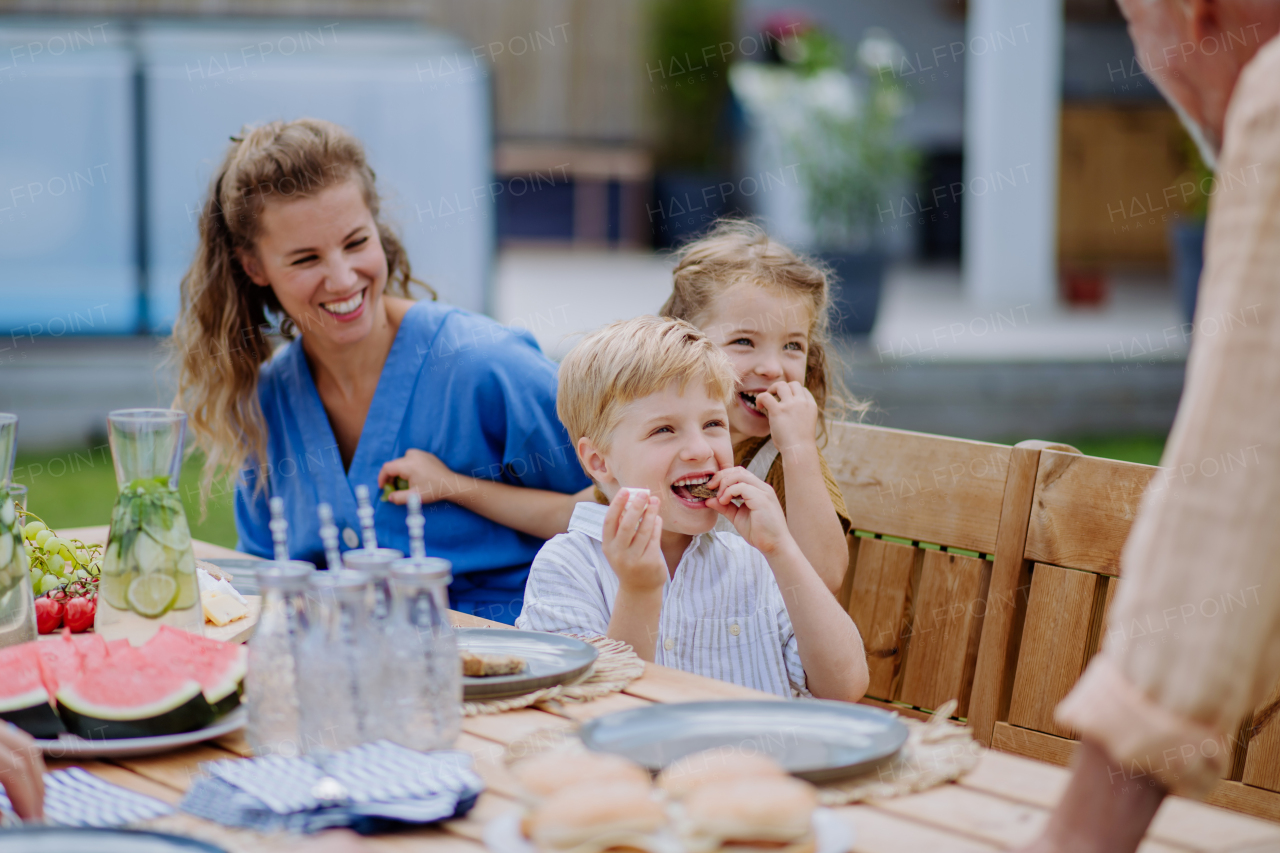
[202,589,249,626]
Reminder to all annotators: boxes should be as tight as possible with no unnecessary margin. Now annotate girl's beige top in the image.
[1056,33,1280,797]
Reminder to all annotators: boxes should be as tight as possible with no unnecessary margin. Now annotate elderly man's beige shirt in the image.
[1057,34,1280,797]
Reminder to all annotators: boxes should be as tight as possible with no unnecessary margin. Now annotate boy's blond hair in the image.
[558,316,737,454]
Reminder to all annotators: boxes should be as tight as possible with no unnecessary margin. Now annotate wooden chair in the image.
[985,446,1280,821]
[824,423,1069,737]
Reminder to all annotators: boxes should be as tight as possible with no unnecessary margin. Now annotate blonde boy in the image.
[516,316,868,701]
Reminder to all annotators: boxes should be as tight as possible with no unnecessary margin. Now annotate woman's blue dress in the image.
[234,300,589,624]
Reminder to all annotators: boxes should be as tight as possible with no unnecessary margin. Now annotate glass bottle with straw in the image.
[297,503,377,753]
[0,414,36,649]
[96,408,202,642]
[387,491,461,749]
[245,497,315,757]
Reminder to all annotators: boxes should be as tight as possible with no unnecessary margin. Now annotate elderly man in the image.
[1022,1,1280,851]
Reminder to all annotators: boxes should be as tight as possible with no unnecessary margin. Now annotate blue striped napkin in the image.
[0,767,174,827]
[180,740,483,834]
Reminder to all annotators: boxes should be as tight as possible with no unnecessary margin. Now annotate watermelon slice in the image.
[142,626,248,715]
[57,656,214,739]
[0,644,65,738]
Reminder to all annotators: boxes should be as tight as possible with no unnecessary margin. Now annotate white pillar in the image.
[963,0,1063,308]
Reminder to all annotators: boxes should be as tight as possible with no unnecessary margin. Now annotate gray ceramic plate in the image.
[457,628,598,700]
[0,827,226,852]
[32,708,247,759]
[578,700,909,782]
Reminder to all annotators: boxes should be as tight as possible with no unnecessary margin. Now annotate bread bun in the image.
[680,777,817,852]
[655,749,787,799]
[513,751,652,800]
[524,780,667,853]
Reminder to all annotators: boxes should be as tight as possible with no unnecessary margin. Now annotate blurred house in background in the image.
[1,0,1197,450]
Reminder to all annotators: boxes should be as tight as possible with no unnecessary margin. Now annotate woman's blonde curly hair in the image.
[169,118,431,500]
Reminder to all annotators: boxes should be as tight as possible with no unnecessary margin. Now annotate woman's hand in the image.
[0,722,44,820]
[706,467,792,555]
[602,488,666,594]
[754,381,819,459]
[378,449,465,505]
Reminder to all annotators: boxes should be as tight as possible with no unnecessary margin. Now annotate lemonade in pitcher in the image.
[95,409,203,642]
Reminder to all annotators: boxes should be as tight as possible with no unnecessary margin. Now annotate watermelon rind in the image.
[204,647,248,715]
[57,679,213,739]
[0,685,65,739]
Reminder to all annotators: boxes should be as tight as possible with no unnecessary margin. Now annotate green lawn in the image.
[13,447,238,549]
[1053,434,1167,467]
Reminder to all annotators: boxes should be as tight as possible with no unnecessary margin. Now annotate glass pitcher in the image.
[95,409,203,643]
[0,414,36,649]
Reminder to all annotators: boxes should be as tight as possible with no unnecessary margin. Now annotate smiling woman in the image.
[168,119,589,623]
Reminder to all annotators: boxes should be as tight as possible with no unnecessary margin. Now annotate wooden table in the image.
[41,531,1280,851]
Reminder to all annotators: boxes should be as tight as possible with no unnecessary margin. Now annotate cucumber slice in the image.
[131,532,167,574]
[128,573,178,617]
[0,532,12,569]
[0,498,14,527]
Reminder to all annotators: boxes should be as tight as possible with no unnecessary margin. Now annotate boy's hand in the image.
[754,381,819,458]
[378,449,463,506]
[706,467,793,555]
[602,488,666,594]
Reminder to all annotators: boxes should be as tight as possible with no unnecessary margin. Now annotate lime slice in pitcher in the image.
[171,566,198,610]
[101,572,131,609]
[128,573,178,617]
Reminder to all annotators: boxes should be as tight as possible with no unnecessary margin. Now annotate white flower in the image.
[857,28,905,75]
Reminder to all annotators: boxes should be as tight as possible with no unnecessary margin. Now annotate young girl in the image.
[381,220,856,593]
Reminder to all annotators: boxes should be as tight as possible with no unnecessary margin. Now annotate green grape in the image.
[74,568,89,580]
[34,529,52,548]
[45,554,64,577]
[58,545,73,561]
[29,568,41,586]
[37,573,62,595]
[23,520,46,540]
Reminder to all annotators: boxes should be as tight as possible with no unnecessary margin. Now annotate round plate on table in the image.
[0,827,227,852]
[458,628,598,700]
[578,700,909,782]
[31,707,246,760]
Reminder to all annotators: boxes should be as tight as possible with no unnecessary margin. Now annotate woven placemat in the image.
[816,700,983,805]
[463,634,645,716]
[499,698,982,802]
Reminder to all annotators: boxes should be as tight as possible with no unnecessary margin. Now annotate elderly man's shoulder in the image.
[1236,34,1280,116]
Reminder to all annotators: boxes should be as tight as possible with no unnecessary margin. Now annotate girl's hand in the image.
[754,381,819,458]
[602,488,666,594]
[706,467,793,555]
[378,449,463,505]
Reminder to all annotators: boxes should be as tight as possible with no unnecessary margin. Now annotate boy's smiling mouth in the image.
[671,472,716,507]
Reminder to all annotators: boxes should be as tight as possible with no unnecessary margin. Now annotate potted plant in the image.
[1169,133,1212,324]
[646,0,737,248]
[731,22,915,334]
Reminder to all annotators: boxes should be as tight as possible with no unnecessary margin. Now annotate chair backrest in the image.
[825,423,1048,729]
[991,447,1280,818]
